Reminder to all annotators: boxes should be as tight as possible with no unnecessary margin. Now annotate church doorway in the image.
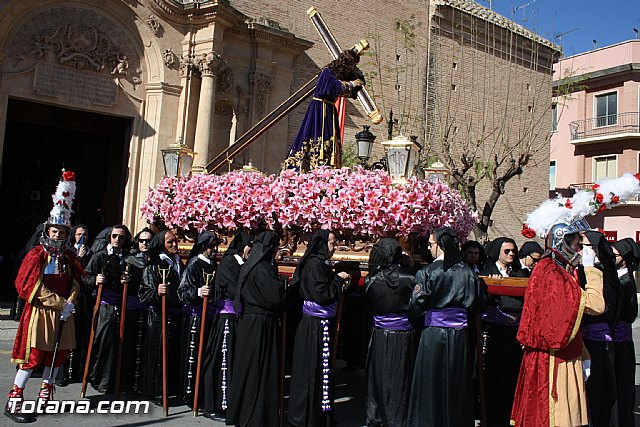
[0,99,132,264]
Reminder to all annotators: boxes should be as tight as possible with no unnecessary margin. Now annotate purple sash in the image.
[302,300,337,319]
[101,288,122,306]
[614,322,633,342]
[582,322,613,342]
[425,308,467,328]
[126,296,149,311]
[373,314,413,331]
[217,298,241,315]
[482,305,521,326]
[182,303,217,319]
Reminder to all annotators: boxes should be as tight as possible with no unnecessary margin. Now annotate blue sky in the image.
[484,0,640,56]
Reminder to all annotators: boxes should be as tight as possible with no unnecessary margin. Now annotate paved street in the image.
[1,308,639,426]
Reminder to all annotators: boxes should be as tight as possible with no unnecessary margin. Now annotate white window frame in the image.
[551,102,558,132]
[593,89,618,128]
[549,160,557,190]
[592,154,619,182]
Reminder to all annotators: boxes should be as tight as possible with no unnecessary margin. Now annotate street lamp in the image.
[382,135,421,183]
[355,125,376,166]
[161,139,197,177]
[424,160,449,183]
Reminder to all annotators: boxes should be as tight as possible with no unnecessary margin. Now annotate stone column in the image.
[192,51,224,174]
[174,53,198,146]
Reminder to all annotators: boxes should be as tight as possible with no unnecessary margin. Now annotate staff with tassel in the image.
[193,271,215,417]
[114,263,131,399]
[81,262,108,398]
[159,266,171,417]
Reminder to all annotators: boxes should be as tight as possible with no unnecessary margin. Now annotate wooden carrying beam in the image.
[479,276,528,297]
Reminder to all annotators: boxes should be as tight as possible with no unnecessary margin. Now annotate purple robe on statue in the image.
[283,67,352,171]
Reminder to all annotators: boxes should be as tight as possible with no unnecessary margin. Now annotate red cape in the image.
[510,257,586,427]
[11,246,83,364]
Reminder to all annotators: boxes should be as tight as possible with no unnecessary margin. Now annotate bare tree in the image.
[425,5,565,242]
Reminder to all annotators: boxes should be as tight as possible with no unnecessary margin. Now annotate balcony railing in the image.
[569,112,640,140]
[569,182,640,202]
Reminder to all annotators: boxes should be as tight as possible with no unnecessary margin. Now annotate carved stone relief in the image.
[252,72,274,117]
[216,66,233,95]
[162,48,176,68]
[0,7,148,109]
[145,15,161,36]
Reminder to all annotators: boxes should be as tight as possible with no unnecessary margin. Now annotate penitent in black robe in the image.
[138,257,184,399]
[202,253,243,416]
[364,264,416,427]
[614,270,637,427]
[288,256,342,427]
[177,255,216,405]
[226,261,285,427]
[84,249,127,393]
[407,260,485,427]
[480,261,524,427]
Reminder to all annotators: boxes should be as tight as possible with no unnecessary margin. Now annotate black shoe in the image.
[4,406,36,423]
[203,411,226,422]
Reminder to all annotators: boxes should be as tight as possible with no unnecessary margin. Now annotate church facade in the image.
[0,0,556,248]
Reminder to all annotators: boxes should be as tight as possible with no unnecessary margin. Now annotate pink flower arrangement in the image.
[141,167,478,239]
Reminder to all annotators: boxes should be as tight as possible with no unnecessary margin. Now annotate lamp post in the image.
[382,134,421,183]
[161,138,197,177]
[424,160,449,183]
[355,125,376,167]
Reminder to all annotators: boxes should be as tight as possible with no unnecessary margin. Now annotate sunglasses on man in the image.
[111,234,126,240]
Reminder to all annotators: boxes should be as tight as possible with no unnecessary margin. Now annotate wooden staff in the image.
[114,263,131,399]
[159,266,171,417]
[81,264,106,398]
[193,271,215,417]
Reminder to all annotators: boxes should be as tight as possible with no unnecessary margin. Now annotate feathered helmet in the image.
[522,173,640,266]
[46,169,77,230]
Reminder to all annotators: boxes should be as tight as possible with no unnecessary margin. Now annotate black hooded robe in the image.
[406,258,484,427]
[203,231,252,418]
[138,237,184,400]
[122,251,151,393]
[582,231,621,427]
[364,239,416,427]
[177,254,216,405]
[226,231,285,427]
[288,231,342,427]
[84,248,127,393]
[612,238,639,427]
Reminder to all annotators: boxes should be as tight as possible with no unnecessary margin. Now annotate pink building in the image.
[551,40,640,243]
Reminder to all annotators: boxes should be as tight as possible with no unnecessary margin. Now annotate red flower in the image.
[592,183,600,191]
[635,172,640,182]
[521,224,536,238]
[598,203,607,212]
[611,195,620,204]
[595,193,604,203]
[62,191,70,197]
[63,171,75,181]
[564,199,573,209]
